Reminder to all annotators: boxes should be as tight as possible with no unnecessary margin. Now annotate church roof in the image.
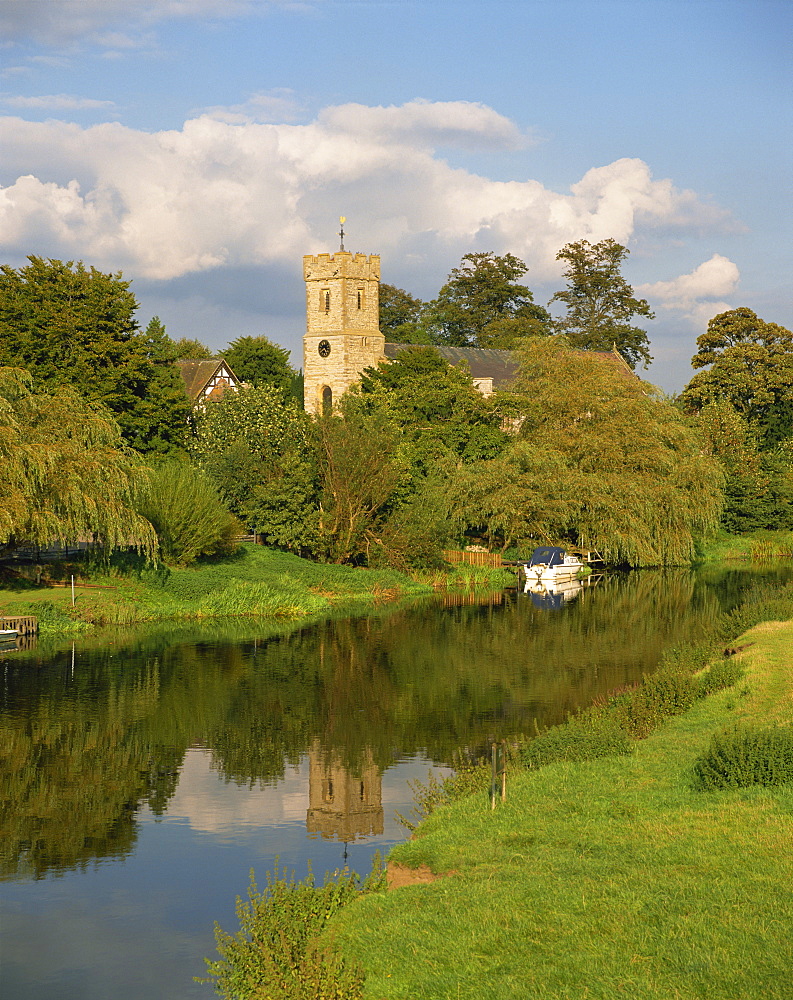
[382,343,636,387]
[383,344,520,387]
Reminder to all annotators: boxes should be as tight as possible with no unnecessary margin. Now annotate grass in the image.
[697,528,793,563]
[330,617,793,999]
[0,544,431,633]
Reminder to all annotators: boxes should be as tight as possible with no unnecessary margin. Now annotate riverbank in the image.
[0,545,517,635]
[333,607,793,998]
[698,528,793,562]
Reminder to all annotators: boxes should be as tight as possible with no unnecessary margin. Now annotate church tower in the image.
[302,230,385,414]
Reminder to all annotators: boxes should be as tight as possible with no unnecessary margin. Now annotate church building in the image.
[302,242,635,414]
[302,247,523,414]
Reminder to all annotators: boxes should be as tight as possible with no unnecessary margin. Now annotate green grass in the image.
[0,545,431,633]
[331,619,793,999]
[697,528,793,563]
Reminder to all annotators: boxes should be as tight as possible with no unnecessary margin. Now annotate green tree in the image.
[378,283,429,343]
[423,252,550,348]
[137,460,241,566]
[224,335,297,397]
[680,308,793,448]
[694,399,793,532]
[0,367,156,555]
[173,337,214,359]
[315,398,407,564]
[357,346,508,469]
[0,258,192,454]
[448,338,722,564]
[550,239,654,369]
[190,385,318,552]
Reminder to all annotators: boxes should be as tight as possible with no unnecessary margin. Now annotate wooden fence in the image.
[442,549,503,568]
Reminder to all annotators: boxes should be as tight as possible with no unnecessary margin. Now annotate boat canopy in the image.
[527,546,566,567]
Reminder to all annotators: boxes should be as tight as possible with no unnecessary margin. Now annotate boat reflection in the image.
[523,574,603,610]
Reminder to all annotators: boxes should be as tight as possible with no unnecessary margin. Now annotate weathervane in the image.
[339,216,346,252]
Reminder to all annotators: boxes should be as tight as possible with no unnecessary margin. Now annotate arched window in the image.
[322,289,330,312]
[357,288,363,309]
[322,386,333,413]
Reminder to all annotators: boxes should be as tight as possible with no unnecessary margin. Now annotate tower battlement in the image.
[303,252,380,281]
[302,247,384,414]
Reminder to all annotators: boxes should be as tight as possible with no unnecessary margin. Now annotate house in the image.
[176,358,243,406]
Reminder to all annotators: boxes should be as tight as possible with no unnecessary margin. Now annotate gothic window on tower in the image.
[322,289,330,312]
[322,386,333,413]
[357,288,364,309]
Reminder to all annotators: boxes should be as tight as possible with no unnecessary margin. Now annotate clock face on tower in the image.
[318,339,331,358]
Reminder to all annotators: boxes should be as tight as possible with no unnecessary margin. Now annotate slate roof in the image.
[382,344,636,387]
[383,344,520,387]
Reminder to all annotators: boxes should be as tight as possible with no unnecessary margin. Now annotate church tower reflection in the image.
[306,743,383,841]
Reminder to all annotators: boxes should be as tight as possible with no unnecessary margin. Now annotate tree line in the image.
[1,249,791,568]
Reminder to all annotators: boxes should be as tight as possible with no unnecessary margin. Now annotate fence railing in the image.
[442,549,503,568]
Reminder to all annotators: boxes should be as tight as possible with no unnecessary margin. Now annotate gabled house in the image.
[176,358,243,407]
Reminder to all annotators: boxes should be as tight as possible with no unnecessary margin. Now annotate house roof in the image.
[382,343,637,387]
[176,358,241,401]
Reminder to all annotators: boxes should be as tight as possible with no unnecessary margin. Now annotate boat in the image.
[0,628,19,641]
[523,546,584,586]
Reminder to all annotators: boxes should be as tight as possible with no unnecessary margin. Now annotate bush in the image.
[138,460,241,566]
[693,726,793,790]
[696,658,745,698]
[202,861,386,1000]
[522,713,632,770]
[615,668,700,739]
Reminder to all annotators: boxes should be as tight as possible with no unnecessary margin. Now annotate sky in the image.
[0,0,790,392]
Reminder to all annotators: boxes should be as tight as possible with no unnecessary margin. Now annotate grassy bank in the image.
[331,609,793,998]
[698,528,793,562]
[0,545,431,633]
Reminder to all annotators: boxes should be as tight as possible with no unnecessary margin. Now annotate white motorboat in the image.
[523,546,584,585]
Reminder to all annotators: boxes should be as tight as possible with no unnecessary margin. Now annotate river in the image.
[1,563,791,999]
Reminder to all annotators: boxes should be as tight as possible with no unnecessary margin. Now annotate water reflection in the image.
[1,563,792,998]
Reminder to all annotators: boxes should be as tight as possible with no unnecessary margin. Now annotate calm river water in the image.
[1,564,791,999]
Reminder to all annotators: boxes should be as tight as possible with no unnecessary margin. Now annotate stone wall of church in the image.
[303,251,385,414]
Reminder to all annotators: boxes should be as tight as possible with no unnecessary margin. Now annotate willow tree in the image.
[0,367,156,554]
[448,339,723,565]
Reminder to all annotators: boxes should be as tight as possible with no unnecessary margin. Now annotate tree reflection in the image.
[1,564,790,875]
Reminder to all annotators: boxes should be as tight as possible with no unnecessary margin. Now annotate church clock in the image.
[317,339,331,358]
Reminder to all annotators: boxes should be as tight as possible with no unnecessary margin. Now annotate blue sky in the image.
[1,0,790,391]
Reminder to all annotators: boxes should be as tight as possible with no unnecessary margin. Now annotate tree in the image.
[314,398,407,564]
[223,335,297,397]
[0,258,192,454]
[423,252,550,348]
[174,337,214,359]
[550,239,654,369]
[694,399,793,532]
[137,460,241,566]
[680,308,793,448]
[357,346,508,469]
[189,385,318,552]
[447,338,723,564]
[0,367,156,555]
[378,283,429,343]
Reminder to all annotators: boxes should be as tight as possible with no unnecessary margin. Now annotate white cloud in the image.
[0,101,736,284]
[2,93,115,111]
[0,0,298,47]
[638,254,740,328]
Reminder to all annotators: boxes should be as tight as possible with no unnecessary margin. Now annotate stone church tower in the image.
[302,249,385,414]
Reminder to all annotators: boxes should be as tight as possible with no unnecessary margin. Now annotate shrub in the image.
[202,861,386,1000]
[694,726,793,790]
[138,460,241,566]
[522,713,632,770]
[396,753,492,830]
[615,668,700,739]
[696,658,745,698]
